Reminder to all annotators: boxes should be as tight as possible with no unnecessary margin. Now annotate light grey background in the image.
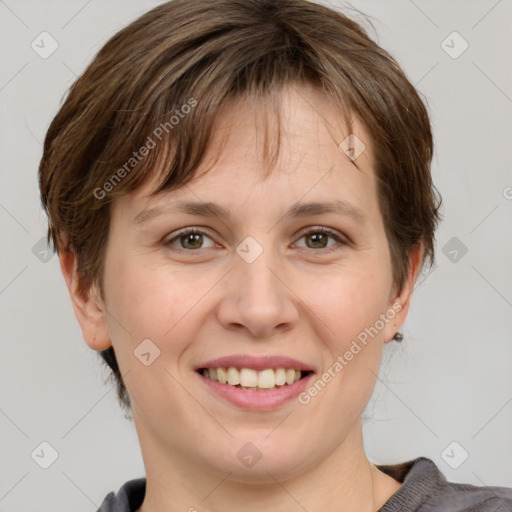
[1,0,511,510]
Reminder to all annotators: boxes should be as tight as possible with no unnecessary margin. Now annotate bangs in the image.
[93,55,356,207]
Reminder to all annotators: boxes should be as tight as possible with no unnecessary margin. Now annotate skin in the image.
[60,83,422,512]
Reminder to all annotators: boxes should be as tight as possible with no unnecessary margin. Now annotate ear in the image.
[58,247,112,351]
[383,243,423,344]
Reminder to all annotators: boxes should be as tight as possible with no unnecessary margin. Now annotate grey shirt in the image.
[97,456,512,511]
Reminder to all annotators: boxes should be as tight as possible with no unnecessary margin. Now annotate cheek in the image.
[321,266,391,395]
[319,265,391,343]
[101,254,202,409]
[102,252,211,359]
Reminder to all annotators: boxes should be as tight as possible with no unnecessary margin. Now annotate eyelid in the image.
[163,225,350,252]
[163,226,218,250]
[292,226,350,250]
[295,225,349,242]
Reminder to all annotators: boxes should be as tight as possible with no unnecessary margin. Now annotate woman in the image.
[37,0,512,510]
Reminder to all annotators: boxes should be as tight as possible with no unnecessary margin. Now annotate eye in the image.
[164,228,217,251]
[294,227,348,252]
[164,226,349,253]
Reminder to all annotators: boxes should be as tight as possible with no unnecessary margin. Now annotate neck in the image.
[136,418,401,512]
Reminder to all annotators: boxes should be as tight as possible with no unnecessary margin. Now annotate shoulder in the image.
[439,479,512,512]
[96,477,146,512]
[376,457,512,512]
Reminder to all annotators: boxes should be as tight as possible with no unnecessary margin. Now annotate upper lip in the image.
[196,355,316,372]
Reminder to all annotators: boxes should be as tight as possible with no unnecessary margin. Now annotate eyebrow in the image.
[133,199,367,226]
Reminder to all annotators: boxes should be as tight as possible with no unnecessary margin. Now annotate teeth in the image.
[240,368,258,387]
[217,367,227,384]
[227,367,240,385]
[201,367,307,390]
[258,369,275,389]
[275,368,286,385]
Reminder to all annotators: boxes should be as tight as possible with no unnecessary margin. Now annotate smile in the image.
[198,367,313,390]
[196,367,316,411]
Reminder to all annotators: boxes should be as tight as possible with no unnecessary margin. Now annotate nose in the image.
[215,247,300,338]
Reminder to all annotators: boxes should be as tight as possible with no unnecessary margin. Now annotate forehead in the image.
[211,85,372,169]
[120,84,377,218]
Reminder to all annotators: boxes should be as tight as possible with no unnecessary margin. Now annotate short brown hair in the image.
[38,0,442,413]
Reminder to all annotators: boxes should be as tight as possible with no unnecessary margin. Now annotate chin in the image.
[205,437,315,483]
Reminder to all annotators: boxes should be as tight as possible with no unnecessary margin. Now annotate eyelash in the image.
[164,226,349,253]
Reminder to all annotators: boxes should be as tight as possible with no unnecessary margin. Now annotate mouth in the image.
[195,367,314,391]
[194,354,317,410]
[195,366,316,411]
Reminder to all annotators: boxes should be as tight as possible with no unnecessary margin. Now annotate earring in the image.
[393,331,403,342]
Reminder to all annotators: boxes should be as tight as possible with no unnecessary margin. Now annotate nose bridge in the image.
[218,235,299,336]
[236,236,284,304]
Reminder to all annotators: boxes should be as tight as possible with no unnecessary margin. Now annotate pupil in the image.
[309,233,326,248]
[183,233,201,249]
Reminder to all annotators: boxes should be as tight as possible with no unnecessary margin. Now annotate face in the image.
[65,84,419,483]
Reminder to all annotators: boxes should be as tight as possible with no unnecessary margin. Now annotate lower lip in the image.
[196,371,315,411]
